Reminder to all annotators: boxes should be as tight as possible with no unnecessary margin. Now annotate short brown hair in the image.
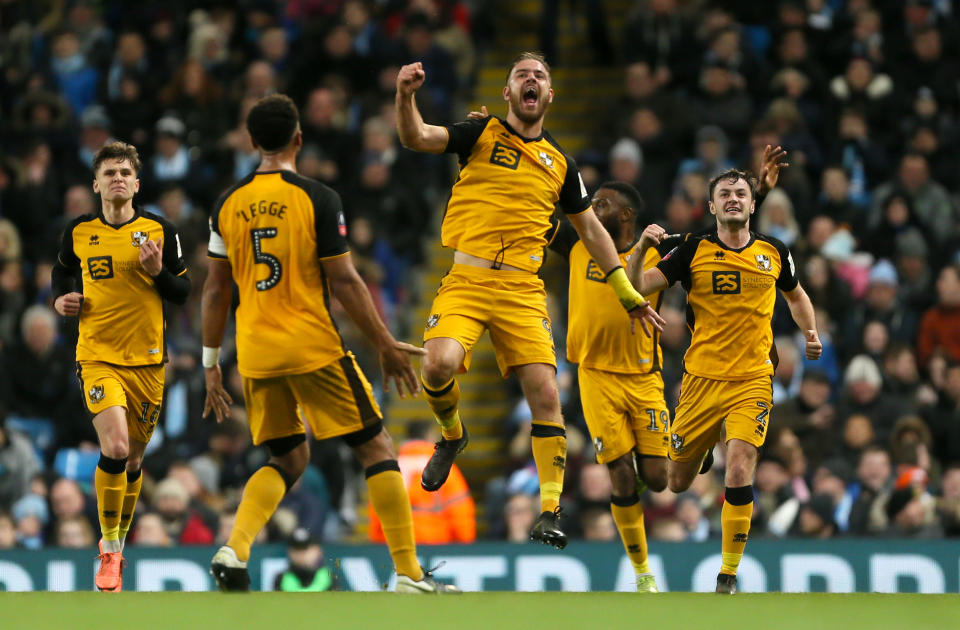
[506,51,551,84]
[708,168,758,202]
[246,94,299,152]
[92,141,142,175]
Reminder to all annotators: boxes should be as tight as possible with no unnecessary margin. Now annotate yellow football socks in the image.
[422,377,462,441]
[95,455,127,553]
[366,462,422,581]
[531,420,566,513]
[118,468,143,542]
[720,485,754,576]
[227,465,287,563]
[611,495,650,574]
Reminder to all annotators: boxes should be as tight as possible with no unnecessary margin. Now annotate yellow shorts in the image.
[77,361,164,444]
[669,373,773,462]
[243,352,382,445]
[423,264,556,376]
[579,366,669,463]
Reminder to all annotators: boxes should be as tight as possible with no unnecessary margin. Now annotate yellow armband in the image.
[605,266,646,311]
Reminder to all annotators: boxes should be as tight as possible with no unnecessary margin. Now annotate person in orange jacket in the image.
[370,422,476,544]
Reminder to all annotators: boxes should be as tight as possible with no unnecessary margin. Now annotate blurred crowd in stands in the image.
[1,0,959,552]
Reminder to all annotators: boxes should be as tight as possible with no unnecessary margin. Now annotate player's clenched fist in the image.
[397,62,426,96]
[639,223,667,249]
[55,291,84,316]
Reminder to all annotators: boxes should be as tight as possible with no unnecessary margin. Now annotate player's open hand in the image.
[397,62,426,97]
[54,291,84,316]
[380,340,427,398]
[628,302,666,337]
[139,237,163,276]
[804,330,822,360]
[639,223,667,250]
[467,105,489,119]
[759,144,789,194]
[203,364,233,423]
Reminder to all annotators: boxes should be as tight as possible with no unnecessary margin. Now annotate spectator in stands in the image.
[132,512,172,547]
[841,414,876,467]
[622,0,697,88]
[778,371,835,468]
[870,154,955,246]
[848,445,892,535]
[826,108,888,209]
[502,493,538,543]
[917,264,960,365]
[54,514,96,548]
[936,465,960,537]
[47,478,97,542]
[675,493,710,541]
[691,61,754,146]
[0,305,79,447]
[151,477,215,545]
[841,260,918,357]
[794,494,838,538]
[48,29,100,117]
[837,355,910,443]
[885,486,942,537]
[0,410,41,508]
[12,493,48,549]
[274,527,337,592]
[0,510,16,548]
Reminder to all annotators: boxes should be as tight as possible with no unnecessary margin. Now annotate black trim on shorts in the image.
[610,493,640,507]
[264,433,307,458]
[530,423,566,438]
[342,420,384,447]
[364,459,401,479]
[339,356,379,423]
[265,462,298,492]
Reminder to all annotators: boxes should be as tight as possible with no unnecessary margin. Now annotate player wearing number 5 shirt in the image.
[203,94,457,594]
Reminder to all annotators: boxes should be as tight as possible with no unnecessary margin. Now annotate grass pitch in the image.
[3,592,956,630]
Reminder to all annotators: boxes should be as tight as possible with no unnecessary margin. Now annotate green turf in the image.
[3,592,957,630]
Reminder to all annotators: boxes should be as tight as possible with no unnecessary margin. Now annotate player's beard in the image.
[509,89,550,124]
[600,213,622,242]
[715,204,751,229]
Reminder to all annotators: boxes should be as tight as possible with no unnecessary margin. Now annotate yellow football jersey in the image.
[441,116,590,272]
[56,210,188,366]
[551,224,673,374]
[208,170,350,378]
[656,230,799,380]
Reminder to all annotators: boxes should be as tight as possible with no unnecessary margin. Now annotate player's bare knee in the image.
[646,470,668,493]
[667,468,694,493]
[126,454,143,471]
[526,381,561,419]
[421,353,458,388]
[102,439,129,460]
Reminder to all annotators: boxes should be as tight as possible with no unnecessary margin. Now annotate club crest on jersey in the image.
[670,432,685,453]
[593,436,604,454]
[538,151,554,168]
[88,384,105,404]
[756,254,772,271]
[541,318,552,334]
[131,231,149,247]
[426,314,441,330]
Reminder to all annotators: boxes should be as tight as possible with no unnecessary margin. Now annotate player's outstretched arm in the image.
[395,62,450,153]
[201,258,234,423]
[322,253,425,397]
[568,208,665,335]
[783,284,822,360]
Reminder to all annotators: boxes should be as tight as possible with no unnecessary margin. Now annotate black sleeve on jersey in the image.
[147,213,191,304]
[655,233,686,258]
[763,234,800,292]
[558,153,590,215]
[655,236,698,287]
[444,116,491,162]
[51,217,83,297]
[310,182,350,259]
[546,220,580,260]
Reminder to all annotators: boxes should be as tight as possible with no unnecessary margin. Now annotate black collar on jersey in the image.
[706,229,755,253]
[97,205,142,229]
[618,235,639,254]
[499,117,544,143]
[253,169,293,175]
